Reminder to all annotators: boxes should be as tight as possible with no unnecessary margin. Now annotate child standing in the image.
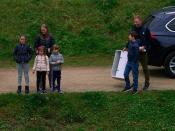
[33,46,49,93]
[13,35,33,94]
[123,32,140,95]
[50,44,64,93]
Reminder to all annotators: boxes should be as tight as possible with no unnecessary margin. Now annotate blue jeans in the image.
[17,63,29,86]
[124,62,139,91]
[51,70,61,91]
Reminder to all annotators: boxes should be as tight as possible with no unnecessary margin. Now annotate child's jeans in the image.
[37,71,46,91]
[17,63,29,86]
[124,62,139,91]
[51,70,61,91]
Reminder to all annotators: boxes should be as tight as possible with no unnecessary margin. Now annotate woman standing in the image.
[34,24,55,56]
[34,24,55,89]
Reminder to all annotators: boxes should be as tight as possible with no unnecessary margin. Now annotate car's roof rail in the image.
[161,6,175,15]
[163,6,175,9]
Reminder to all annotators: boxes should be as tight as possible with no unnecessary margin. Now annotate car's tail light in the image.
[150,32,156,39]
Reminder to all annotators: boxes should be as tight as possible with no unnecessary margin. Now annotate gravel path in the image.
[0,66,174,93]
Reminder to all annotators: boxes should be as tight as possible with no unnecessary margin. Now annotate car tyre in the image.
[164,52,175,78]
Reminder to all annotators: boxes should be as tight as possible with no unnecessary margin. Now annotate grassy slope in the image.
[1,91,175,130]
[0,0,174,66]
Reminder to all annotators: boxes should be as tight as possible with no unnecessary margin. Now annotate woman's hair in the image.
[52,44,60,52]
[19,34,26,39]
[40,24,49,35]
[37,46,46,55]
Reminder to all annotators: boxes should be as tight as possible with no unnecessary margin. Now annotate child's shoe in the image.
[50,87,55,93]
[58,90,63,94]
[122,87,132,92]
[131,90,138,95]
[25,86,30,94]
[42,90,47,94]
[37,87,41,93]
[17,86,22,94]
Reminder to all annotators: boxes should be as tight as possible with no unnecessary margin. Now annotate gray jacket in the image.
[49,52,64,71]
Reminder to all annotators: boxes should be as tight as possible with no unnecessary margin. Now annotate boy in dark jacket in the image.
[13,35,33,94]
[123,32,140,94]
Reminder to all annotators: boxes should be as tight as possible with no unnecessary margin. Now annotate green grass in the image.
[1,91,175,130]
[0,0,174,63]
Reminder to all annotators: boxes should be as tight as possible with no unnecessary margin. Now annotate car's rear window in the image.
[166,18,175,32]
[143,15,155,28]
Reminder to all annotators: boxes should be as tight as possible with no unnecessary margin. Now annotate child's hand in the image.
[56,61,60,64]
[48,48,50,53]
[123,48,127,51]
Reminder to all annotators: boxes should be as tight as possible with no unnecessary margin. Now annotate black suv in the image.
[145,6,175,77]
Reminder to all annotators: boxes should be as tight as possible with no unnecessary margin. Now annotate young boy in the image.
[50,44,64,93]
[13,35,33,94]
[123,31,140,94]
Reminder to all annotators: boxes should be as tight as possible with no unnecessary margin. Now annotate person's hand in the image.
[47,71,49,75]
[48,48,50,53]
[123,48,127,51]
[36,50,38,54]
[32,70,35,74]
[56,60,60,64]
[139,46,144,50]
[139,46,146,52]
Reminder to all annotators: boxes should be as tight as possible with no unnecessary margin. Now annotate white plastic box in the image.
[111,50,128,80]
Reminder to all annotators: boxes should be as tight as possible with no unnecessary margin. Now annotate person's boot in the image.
[17,86,22,94]
[25,86,30,94]
[37,87,41,93]
[143,82,150,91]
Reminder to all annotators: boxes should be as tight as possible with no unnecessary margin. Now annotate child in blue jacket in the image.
[13,35,33,94]
[50,44,64,93]
[123,32,140,94]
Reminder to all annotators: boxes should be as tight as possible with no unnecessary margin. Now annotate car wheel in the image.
[164,52,175,78]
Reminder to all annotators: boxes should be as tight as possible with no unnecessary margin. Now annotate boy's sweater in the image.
[127,40,139,63]
[50,52,64,71]
[33,55,50,71]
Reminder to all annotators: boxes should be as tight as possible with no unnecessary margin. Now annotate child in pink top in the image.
[33,46,49,93]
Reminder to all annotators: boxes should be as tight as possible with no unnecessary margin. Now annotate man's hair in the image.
[19,34,26,39]
[130,31,138,39]
[134,15,142,21]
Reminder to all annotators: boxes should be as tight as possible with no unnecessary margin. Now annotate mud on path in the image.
[0,66,174,93]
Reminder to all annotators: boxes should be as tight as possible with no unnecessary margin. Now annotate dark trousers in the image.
[51,70,61,91]
[124,62,139,91]
[139,53,150,84]
[48,71,51,88]
[37,71,46,91]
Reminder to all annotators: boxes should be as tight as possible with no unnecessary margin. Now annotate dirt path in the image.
[0,66,175,93]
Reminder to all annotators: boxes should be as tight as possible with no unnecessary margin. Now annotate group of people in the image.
[13,24,64,94]
[13,15,150,95]
[123,15,151,94]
